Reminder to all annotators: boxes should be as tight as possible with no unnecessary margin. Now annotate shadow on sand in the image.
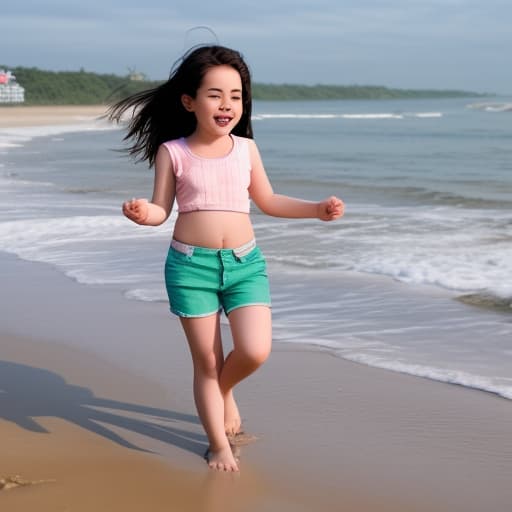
[0,359,206,457]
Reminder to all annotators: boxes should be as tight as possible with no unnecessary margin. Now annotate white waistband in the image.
[170,239,256,258]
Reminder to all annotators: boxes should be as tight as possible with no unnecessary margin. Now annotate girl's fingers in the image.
[123,200,141,219]
[122,198,148,224]
[320,197,344,220]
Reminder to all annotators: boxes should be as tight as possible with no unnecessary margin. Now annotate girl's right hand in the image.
[122,198,149,224]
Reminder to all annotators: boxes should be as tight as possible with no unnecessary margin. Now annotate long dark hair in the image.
[108,45,253,167]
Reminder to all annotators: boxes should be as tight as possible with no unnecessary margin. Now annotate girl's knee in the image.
[194,351,221,377]
[240,340,271,367]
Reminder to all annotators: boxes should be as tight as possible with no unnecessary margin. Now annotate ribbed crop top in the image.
[162,135,252,214]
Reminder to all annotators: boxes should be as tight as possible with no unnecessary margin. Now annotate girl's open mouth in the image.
[214,116,233,127]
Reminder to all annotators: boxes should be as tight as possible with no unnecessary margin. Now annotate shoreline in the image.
[2,252,512,511]
[0,105,108,128]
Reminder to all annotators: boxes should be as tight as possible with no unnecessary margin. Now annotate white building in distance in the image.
[0,70,25,103]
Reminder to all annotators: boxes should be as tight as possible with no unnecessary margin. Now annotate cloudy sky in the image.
[2,0,510,94]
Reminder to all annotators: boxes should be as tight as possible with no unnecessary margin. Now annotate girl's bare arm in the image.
[247,140,344,221]
[122,145,176,226]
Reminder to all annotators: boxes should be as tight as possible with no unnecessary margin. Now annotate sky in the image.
[2,0,511,94]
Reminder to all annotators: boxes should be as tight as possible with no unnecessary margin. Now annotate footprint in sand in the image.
[227,431,259,446]
[0,475,56,491]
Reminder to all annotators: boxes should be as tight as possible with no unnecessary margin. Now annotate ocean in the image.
[1,97,511,399]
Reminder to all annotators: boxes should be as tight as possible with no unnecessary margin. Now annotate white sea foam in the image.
[467,102,512,112]
[0,215,168,250]
[125,288,167,302]
[410,112,443,118]
[253,112,442,121]
[5,201,496,308]
[0,120,118,151]
[339,352,512,400]
[255,113,338,119]
[349,243,512,298]
[253,203,512,305]
[342,113,403,119]
[0,141,24,148]
[267,273,512,401]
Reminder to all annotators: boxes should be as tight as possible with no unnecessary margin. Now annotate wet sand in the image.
[1,251,512,511]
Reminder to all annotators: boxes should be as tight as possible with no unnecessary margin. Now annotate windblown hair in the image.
[108,45,253,167]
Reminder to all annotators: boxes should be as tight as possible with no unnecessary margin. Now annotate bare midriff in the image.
[172,211,255,249]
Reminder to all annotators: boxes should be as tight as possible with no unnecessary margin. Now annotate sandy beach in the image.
[0,105,108,128]
[2,106,512,511]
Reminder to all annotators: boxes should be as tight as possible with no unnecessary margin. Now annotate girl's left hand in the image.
[122,198,149,224]
[317,196,344,221]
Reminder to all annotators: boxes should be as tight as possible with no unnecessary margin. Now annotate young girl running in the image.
[108,45,344,472]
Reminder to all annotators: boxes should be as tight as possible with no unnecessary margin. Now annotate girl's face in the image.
[182,65,243,138]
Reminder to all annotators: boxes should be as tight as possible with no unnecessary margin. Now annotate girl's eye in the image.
[232,96,241,101]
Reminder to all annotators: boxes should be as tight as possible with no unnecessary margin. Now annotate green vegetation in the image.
[2,66,162,105]
[252,83,485,100]
[2,66,485,105]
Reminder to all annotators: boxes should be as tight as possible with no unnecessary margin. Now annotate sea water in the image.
[1,97,511,399]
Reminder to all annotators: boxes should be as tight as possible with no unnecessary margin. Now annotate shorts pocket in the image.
[236,246,264,264]
[167,246,193,263]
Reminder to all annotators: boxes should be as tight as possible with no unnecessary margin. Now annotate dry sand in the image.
[0,105,108,128]
[1,107,512,511]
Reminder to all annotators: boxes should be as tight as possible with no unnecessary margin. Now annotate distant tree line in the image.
[1,66,160,105]
[252,83,485,100]
[1,66,485,105]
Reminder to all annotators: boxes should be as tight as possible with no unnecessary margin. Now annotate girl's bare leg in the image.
[180,314,239,472]
[223,391,242,436]
[220,306,272,435]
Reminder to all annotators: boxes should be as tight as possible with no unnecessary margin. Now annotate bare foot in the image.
[223,391,242,436]
[204,445,240,472]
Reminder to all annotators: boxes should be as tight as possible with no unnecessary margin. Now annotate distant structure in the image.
[0,69,25,103]
[127,67,147,82]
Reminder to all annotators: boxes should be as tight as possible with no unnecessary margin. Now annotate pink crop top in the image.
[162,135,252,214]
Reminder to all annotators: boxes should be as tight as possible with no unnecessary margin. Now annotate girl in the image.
[108,45,344,472]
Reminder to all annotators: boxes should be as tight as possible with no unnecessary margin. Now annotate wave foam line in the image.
[338,352,512,400]
[467,102,512,112]
[253,112,443,120]
[0,120,119,150]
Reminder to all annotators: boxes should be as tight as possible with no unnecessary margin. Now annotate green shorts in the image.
[164,239,271,317]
